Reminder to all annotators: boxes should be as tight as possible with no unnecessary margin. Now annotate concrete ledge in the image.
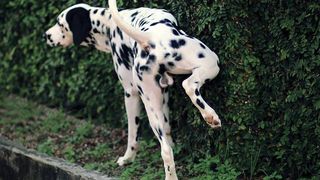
[0,136,116,180]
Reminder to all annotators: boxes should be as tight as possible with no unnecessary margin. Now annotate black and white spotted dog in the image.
[45,0,220,179]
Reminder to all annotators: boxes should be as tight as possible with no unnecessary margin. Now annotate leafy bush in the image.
[0,0,319,178]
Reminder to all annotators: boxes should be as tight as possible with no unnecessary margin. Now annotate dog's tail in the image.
[108,0,151,49]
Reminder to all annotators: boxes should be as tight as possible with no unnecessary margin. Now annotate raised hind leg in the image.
[182,66,221,128]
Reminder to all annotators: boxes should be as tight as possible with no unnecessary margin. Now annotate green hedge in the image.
[1,0,319,178]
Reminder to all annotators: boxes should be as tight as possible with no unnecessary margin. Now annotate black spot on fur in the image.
[135,62,140,74]
[160,19,171,24]
[131,146,135,151]
[101,9,105,16]
[170,39,186,49]
[195,89,200,96]
[125,92,131,98]
[159,64,166,74]
[119,44,133,70]
[179,39,186,46]
[93,9,98,14]
[149,42,156,49]
[141,27,149,31]
[93,28,99,34]
[150,22,159,26]
[165,23,174,28]
[139,20,147,27]
[106,28,111,38]
[135,116,140,125]
[135,63,143,81]
[131,11,139,18]
[84,38,90,44]
[139,65,150,72]
[111,43,116,54]
[97,20,100,27]
[147,54,156,64]
[116,27,123,40]
[113,30,116,38]
[137,85,143,95]
[155,74,162,87]
[164,115,168,122]
[141,50,149,58]
[158,128,163,137]
[172,52,178,57]
[175,54,182,61]
[170,40,179,49]
[168,62,175,67]
[172,29,180,36]
[164,53,170,58]
[200,43,206,49]
[198,53,205,58]
[196,99,205,109]
[156,128,163,140]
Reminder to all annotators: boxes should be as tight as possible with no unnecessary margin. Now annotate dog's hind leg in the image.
[162,90,174,147]
[182,65,221,128]
[133,71,178,179]
[143,91,178,180]
[117,88,142,166]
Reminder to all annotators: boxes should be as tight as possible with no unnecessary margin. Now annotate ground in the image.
[0,94,242,180]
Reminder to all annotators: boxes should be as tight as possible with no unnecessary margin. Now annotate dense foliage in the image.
[0,0,319,178]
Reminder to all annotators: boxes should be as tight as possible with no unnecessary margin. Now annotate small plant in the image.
[41,111,70,133]
[86,143,109,159]
[188,155,240,180]
[69,121,94,143]
[63,144,76,163]
[263,172,282,180]
[84,163,100,171]
[37,139,54,156]
[76,121,94,138]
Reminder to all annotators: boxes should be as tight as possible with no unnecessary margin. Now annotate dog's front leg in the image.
[117,89,142,166]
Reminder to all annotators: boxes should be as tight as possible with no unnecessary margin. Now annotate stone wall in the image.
[0,136,115,180]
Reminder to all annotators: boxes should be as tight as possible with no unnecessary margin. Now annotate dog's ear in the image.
[66,7,92,46]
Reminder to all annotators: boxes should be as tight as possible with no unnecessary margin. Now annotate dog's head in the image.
[45,4,92,47]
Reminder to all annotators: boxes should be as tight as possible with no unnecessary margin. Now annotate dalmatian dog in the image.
[45,0,220,179]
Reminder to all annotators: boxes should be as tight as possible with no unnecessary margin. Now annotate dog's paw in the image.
[117,156,128,166]
[117,155,136,166]
[204,114,221,129]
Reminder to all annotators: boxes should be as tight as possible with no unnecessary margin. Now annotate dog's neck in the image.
[81,7,114,52]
